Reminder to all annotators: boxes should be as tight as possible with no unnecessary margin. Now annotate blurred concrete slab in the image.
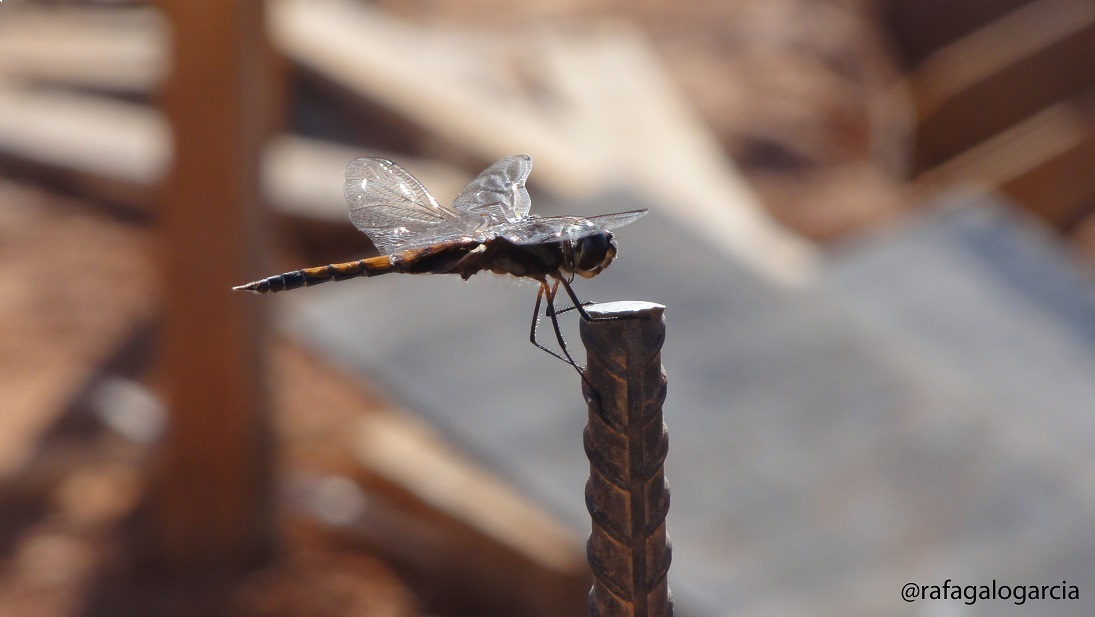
[281,190,1095,616]
[825,190,1095,456]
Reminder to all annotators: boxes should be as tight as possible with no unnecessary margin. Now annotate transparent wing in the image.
[345,157,469,254]
[585,209,649,231]
[496,209,649,246]
[452,154,532,224]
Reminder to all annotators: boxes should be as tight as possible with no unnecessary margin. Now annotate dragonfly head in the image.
[572,230,618,279]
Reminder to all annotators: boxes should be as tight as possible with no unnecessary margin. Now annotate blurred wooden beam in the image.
[1001,103,1095,228]
[271,340,587,616]
[261,135,471,223]
[0,86,466,228]
[346,411,588,616]
[0,5,166,93]
[152,0,282,573]
[0,85,168,210]
[880,0,1030,67]
[1070,208,1095,263]
[915,95,1095,229]
[909,0,1095,169]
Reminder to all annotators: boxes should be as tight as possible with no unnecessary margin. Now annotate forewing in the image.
[345,157,465,254]
[451,154,532,224]
[493,216,573,245]
[497,209,649,246]
[584,209,649,231]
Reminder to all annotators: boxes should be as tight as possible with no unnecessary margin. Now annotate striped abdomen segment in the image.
[233,240,480,294]
[233,255,394,294]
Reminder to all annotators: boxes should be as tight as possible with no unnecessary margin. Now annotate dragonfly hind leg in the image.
[529,280,583,374]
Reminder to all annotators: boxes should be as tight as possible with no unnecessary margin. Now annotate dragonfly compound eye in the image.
[574,232,617,278]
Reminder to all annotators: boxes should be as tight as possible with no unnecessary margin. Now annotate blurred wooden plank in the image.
[915,95,1095,228]
[1070,209,1095,263]
[532,26,818,284]
[348,408,588,616]
[909,0,1095,169]
[263,135,476,260]
[269,0,602,193]
[0,86,468,230]
[274,340,587,617]
[880,0,1031,67]
[270,0,816,285]
[0,85,168,209]
[262,134,471,223]
[152,0,281,572]
[1002,112,1095,227]
[0,5,166,93]
[353,412,580,572]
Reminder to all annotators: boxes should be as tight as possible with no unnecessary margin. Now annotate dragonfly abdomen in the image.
[233,256,394,294]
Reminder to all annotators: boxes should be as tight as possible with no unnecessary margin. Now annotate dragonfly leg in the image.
[530,281,575,366]
[551,273,593,316]
[547,281,604,395]
[552,300,595,317]
[529,281,586,376]
[545,280,582,368]
[559,277,594,321]
[529,281,602,397]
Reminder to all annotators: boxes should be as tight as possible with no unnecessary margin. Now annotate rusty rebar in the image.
[580,301,672,617]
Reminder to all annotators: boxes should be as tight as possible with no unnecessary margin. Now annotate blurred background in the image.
[1,0,1094,615]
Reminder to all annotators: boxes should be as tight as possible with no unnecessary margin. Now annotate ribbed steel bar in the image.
[580,301,672,617]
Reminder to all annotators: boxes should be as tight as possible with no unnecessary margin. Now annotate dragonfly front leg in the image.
[551,299,595,318]
[559,277,595,321]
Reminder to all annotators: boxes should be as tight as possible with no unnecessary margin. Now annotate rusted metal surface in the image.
[580,301,672,617]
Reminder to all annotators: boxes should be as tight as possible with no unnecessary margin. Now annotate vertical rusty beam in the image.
[580,301,673,617]
[153,0,281,572]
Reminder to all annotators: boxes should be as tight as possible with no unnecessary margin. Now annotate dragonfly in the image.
[234,154,647,372]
